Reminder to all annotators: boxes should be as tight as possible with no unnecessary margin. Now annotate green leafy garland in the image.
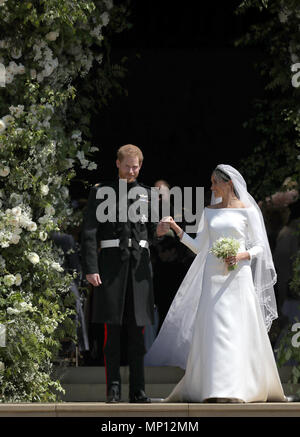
[0,0,130,402]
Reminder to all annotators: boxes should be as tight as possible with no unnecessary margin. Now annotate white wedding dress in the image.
[146,207,286,403]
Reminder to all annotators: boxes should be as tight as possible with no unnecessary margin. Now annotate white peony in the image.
[0,166,10,177]
[40,184,49,196]
[27,252,40,265]
[15,273,22,286]
[3,274,15,287]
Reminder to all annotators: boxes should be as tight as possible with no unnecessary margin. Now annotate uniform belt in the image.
[100,239,149,249]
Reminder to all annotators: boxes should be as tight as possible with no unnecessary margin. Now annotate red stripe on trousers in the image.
[103,323,108,394]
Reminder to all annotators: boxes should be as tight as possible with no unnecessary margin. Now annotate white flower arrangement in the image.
[210,237,240,272]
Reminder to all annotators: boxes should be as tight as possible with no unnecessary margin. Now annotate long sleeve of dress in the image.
[180,210,208,255]
[246,207,264,261]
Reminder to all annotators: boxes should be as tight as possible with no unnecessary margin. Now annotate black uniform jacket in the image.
[81,179,159,326]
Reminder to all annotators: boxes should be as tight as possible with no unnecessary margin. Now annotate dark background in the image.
[71,0,267,200]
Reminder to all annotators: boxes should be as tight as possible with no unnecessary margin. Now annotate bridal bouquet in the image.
[210,237,240,272]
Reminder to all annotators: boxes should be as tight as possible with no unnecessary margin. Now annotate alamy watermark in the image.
[291,322,300,348]
[95,179,204,233]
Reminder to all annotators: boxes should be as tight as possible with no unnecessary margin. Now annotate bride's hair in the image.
[213,168,240,199]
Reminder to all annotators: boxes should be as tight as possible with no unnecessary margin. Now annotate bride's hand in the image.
[225,252,250,266]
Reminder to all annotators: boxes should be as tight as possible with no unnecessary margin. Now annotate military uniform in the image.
[81,179,159,400]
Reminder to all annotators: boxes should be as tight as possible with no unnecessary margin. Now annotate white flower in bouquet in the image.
[0,119,6,132]
[11,47,22,59]
[87,161,97,171]
[0,166,10,177]
[27,252,40,265]
[11,206,22,217]
[9,105,24,118]
[15,273,22,286]
[51,261,64,272]
[27,221,37,232]
[10,233,20,245]
[2,114,14,126]
[45,204,55,216]
[39,231,48,241]
[210,237,240,272]
[100,12,110,26]
[45,31,59,42]
[3,274,16,286]
[10,193,23,206]
[7,307,20,315]
[40,184,49,196]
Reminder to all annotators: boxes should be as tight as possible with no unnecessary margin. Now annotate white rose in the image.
[40,184,49,196]
[12,206,22,216]
[51,261,64,272]
[27,221,37,232]
[0,166,10,177]
[45,205,55,216]
[0,119,6,132]
[2,114,14,126]
[15,273,22,286]
[3,274,15,286]
[27,252,40,265]
[46,31,59,41]
[10,193,23,205]
[39,231,48,241]
[10,234,20,244]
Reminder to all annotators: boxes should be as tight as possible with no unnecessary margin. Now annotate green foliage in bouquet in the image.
[0,0,131,402]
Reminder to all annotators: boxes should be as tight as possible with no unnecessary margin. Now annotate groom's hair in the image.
[214,168,240,199]
[117,144,144,164]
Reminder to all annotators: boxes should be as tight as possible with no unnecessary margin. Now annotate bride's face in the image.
[210,173,230,198]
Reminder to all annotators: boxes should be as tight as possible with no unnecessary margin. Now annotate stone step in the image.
[52,365,298,403]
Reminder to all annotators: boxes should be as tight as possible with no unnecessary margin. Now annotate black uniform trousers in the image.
[103,258,146,397]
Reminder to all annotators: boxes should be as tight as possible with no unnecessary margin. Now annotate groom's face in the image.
[116,155,142,183]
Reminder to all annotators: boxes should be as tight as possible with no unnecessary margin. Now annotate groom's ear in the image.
[116,159,121,169]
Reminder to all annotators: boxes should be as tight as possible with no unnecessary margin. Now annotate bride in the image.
[145,164,286,403]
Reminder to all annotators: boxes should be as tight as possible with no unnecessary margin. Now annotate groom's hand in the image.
[86,273,102,287]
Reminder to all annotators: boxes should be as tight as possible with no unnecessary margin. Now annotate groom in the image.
[81,144,169,403]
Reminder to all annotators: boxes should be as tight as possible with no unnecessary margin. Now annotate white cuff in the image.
[248,245,263,261]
